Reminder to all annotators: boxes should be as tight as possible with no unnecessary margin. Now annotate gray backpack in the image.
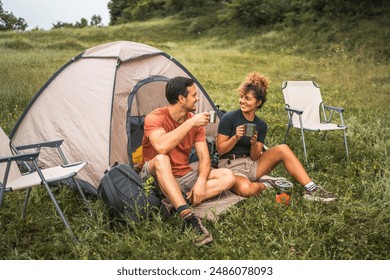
[98,163,161,222]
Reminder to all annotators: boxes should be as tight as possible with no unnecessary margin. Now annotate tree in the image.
[90,14,102,26]
[75,17,88,28]
[0,1,28,31]
[108,0,136,25]
[52,21,74,29]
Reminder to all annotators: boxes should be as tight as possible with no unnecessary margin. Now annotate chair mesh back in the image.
[282,81,323,127]
[0,128,22,183]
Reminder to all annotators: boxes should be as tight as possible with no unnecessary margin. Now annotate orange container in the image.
[276,192,290,206]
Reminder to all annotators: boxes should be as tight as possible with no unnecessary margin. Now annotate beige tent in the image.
[10,41,220,194]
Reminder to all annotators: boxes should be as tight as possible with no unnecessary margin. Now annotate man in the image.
[139,76,235,246]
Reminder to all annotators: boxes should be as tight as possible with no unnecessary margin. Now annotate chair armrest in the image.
[285,107,303,115]
[62,161,85,168]
[324,105,344,113]
[14,140,70,166]
[15,140,64,151]
[0,152,40,163]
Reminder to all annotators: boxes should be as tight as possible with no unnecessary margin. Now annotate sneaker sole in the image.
[259,175,288,181]
[160,199,174,219]
[259,175,293,190]
[303,194,337,202]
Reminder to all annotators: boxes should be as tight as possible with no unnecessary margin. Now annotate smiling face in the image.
[182,84,199,112]
[238,73,269,111]
[239,91,262,113]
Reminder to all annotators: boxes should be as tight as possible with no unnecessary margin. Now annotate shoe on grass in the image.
[259,175,293,192]
[160,197,174,219]
[181,212,213,246]
[303,186,337,202]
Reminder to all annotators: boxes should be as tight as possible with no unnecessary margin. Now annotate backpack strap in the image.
[101,173,125,213]
[115,164,143,188]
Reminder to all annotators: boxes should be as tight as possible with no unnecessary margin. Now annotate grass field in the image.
[0,17,389,260]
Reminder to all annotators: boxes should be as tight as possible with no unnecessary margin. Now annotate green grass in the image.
[0,17,389,260]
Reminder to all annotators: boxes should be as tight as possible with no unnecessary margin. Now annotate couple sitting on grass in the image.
[139,73,336,246]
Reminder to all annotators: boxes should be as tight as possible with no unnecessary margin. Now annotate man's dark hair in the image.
[165,76,195,104]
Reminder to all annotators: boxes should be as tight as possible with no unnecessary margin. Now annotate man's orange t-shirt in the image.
[142,107,206,177]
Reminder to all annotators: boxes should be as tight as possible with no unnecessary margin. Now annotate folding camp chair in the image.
[282,81,349,163]
[0,127,90,240]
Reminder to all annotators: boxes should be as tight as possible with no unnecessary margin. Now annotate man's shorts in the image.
[139,161,199,194]
[218,157,258,182]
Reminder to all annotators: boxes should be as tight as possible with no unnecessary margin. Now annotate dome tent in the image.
[10,41,220,194]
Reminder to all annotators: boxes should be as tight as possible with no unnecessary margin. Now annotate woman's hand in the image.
[249,132,262,161]
[250,132,258,145]
[235,125,245,140]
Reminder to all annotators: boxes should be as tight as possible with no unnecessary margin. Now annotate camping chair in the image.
[0,127,90,240]
[282,81,349,163]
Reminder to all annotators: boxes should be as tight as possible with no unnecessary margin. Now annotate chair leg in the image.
[72,178,93,217]
[42,181,77,241]
[21,188,32,218]
[0,183,4,209]
[343,129,349,159]
[283,125,290,143]
[300,127,308,164]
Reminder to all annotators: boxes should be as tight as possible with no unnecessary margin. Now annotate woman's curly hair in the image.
[238,72,270,109]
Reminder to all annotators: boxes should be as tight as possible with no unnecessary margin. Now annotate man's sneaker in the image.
[181,212,213,246]
[303,186,337,202]
[160,198,174,219]
[259,175,293,192]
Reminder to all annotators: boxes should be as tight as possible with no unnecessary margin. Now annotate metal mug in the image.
[244,123,256,137]
[209,110,217,123]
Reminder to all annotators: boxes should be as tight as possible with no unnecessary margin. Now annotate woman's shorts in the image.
[219,157,258,182]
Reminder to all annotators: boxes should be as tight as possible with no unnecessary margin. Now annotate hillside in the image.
[0,13,389,260]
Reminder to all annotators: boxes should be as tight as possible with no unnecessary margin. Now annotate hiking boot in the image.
[303,186,337,202]
[181,212,213,246]
[160,198,174,219]
[259,175,293,192]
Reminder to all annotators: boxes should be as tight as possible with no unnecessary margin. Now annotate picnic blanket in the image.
[193,190,246,221]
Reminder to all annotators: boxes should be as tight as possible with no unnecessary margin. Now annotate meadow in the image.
[0,17,389,260]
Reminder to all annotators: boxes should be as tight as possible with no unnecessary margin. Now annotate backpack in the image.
[98,163,161,222]
[189,107,225,167]
[189,135,219,168]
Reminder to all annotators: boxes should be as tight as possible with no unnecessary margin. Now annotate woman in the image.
[216,72,336,202]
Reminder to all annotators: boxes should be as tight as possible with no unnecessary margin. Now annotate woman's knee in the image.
[272,144,292,157]
[232,179,256,197]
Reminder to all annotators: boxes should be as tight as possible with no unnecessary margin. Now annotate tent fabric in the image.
[11,41,219,190]
[82,41,162,60]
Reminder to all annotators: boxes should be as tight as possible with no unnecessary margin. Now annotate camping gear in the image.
[209,111,217,123]
[275,193,291,206]
[282,81,349,163]
[244,123,256,137]
[0,127,90,240]
[10,41,222,194]
[98,163,161,221]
